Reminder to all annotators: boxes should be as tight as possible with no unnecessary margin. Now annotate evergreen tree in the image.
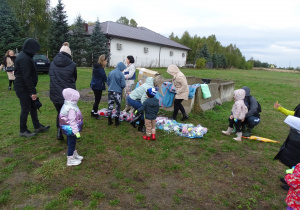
[48,0,69,59]
[196,43,211,62]
[212,54,218,68]
[0,0,24,56]
[70,15,89,66]
[88,18,108,66]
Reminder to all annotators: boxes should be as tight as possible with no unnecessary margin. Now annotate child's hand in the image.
[229,115,233,119]
[75,132,81,139]
[274,101,281,109]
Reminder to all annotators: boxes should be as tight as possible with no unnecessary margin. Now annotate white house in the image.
[87,21,191,67]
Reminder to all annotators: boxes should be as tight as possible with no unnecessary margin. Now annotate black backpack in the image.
[247,96,261,113]
[257,101,262,113]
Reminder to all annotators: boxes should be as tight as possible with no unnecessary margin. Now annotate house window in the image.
[182,53,185,57]
[144,47,148,53]
[170,51,173,56]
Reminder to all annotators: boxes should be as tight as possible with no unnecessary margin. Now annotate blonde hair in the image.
[5,50,14,56]
[98,55,107,68]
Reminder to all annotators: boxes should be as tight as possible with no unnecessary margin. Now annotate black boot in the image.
[57,127,64,140]
[138,119,145,132]
[181,114,188,121]
[130,113,142,128]
[115,117,120,126]
[108,116,113,125]
[91,111,100,119]
[243,128,252,137]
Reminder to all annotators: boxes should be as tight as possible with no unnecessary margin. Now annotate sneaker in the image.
[19,130,36,137]
[73,150,83,160]
[67,156,81,166]
[35,125,50,133]
[8,86,11,90]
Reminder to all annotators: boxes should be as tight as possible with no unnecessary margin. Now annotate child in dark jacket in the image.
[136,88,159,140]
[59,88,83,166]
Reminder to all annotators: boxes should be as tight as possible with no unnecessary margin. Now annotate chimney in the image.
[84,23,88,32]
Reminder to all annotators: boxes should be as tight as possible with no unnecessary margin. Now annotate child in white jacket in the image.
[222,89,248,141]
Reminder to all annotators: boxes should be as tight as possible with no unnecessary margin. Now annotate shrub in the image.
[195,58,206,69]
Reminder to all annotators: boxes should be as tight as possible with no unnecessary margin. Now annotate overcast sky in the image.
[51,0,300,68]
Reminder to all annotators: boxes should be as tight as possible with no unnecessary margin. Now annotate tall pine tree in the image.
[0,0,24,56]
[70,15,89,66]
[88,18,108,66]
[48,0,69,59]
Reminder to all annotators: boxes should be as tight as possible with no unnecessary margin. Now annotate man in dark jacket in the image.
[14,38,50,137]
[241,86,261,137]
[49,42,77,140]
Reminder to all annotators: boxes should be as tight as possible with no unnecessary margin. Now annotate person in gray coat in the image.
[107,62,126,126]
[241,86,261,137]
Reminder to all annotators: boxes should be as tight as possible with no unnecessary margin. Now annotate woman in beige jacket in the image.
[0,50,16,90]
[167,64,189,121]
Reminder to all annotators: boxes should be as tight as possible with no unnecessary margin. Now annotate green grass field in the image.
[0,67,299,209]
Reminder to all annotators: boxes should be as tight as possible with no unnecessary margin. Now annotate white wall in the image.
[109,38,188,68]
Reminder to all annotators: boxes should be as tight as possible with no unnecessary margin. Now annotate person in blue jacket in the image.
[90,54,108,119]
[107,62,126,126]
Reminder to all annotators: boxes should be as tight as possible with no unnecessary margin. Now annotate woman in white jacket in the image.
[122,55,136,112]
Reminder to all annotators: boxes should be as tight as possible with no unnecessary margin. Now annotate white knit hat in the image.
[60,42,71,56]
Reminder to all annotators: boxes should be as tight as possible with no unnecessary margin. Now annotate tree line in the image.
[170,32,261,69]
[0,0,271,68]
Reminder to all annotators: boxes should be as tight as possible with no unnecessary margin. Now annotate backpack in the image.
[247,96,261,113]
[257,101,262,113]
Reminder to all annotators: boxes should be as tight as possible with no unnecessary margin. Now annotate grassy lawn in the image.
[0,67,299,209]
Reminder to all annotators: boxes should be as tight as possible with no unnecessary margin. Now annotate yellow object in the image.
[286,168,294,174]
[242,135,279,143]
[277,106,295,116]
[76,132,81,138]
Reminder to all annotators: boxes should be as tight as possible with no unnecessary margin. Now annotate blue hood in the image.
[116,62,126,71]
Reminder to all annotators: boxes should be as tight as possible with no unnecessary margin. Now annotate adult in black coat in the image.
[90,54,108,119]
[14,38,50,137]
[49,42,77,140]
[274,104,300,168]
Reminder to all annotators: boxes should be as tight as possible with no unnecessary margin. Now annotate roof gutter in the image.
[159,46,164,68]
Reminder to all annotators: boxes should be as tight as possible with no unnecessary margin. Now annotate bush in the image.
[195,58,206,69]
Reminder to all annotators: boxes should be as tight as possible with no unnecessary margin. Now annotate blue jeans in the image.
[244,116,260,129]
[67,135,76,156]
[127,96,144,120]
